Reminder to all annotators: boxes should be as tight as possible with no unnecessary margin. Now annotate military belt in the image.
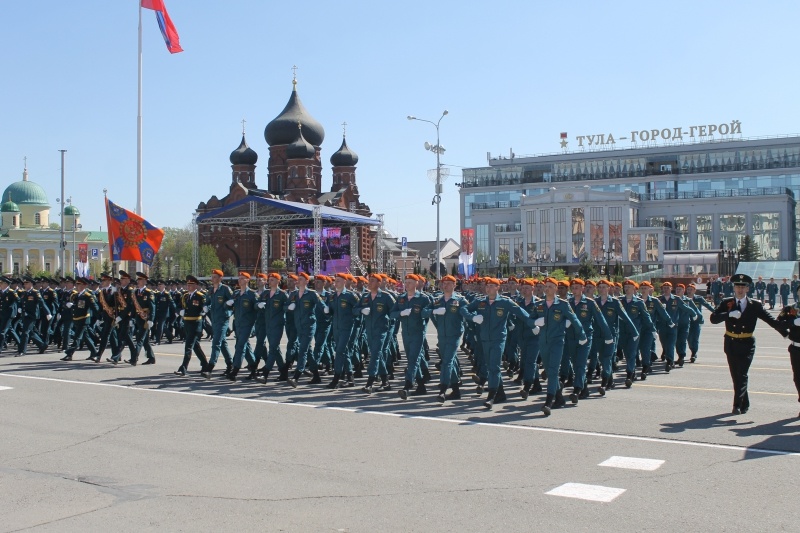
[725,331,753,339]
[183,316,203,321]
[791,341,800,348]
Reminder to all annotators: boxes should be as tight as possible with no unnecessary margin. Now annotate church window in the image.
[35,213,41,225]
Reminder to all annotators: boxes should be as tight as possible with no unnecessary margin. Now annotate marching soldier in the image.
[228,272,258,382]
[326,273,361,389]
[686,283,714,363]
[566,278,612,399]
[0,276,20,352]
[595,279,636,393]
[247,272,269,380]
[175,275,210,377]
[287,272,327,387]
[153,279,176,344]
[95,273,118,360]
[657,282,692,372]
[128,272,156,365]
[108,271,137,364]
[618,280,651,387]
[57,277,77,353]
[430,275,474,402]
[710,273,786,414]
[257,273,289,384]
[391,274,433,399]
[18,276,50,355]
[673,284,699,367]
[60,277,99,362]
[357,273,396,394]
[516,279,542,397]
[777,283,800,416]
[205,269,234,376]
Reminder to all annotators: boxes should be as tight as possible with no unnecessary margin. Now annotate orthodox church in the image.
[196,75,374,271]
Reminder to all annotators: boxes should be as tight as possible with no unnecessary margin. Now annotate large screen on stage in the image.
[294,228,350,275]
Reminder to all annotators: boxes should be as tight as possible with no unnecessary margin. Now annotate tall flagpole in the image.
[136,1,143,272]
[137,0,143,217]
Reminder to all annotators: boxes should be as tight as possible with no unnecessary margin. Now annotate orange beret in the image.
[676,283,686,289]
[297,272,310,280]
[584,279,596,286]
[288,274,299,280]
[268,273,281,280]
[543,277,559,286]
[623,279,638,289]
[441,275,457,282]
[570,278,585,286]
[256,273,268,279]
[614,282,623,288]
[639,281,652,288]
[597,279,612,287]
[485,278,501,286]
[688,283,696,288]
[508,276,517,282]
[519,279,533,286]
[557,280,569,288]
[661,281,672,288]
[369,273,382,281]
[211,269,224,277]
[238,272,251,279]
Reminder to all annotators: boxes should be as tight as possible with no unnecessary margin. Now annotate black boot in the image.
[625,372,633,388]
[227,368,238,382]
[521,381,531,400]
[475,377,486,396]
[641,366,649,381]
[569,387,579,404]
[413,379,427,396]
[327,374,341,389]
[378,377,391,391]
[445,383,461,401]
[309,369,322,385]
[421,366,431,384]
[495,382,507,404]
[398,380,413,400]
[554,388,566,408]
[353,362,364,378]
[542,394,554,416]
[531,378,543,394]
[436,383,447,403]
[484,389,497,409]
[579,386,590,399]
[287,370,301,388]
[344,373,355,388]
[361,376,375,394]
[598,377,607,396]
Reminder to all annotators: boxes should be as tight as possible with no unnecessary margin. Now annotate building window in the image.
[539,210,550,260]
[554,208,567,262]
[498,238,510,268]
[571,207,585,261]
[45,262,51,273]
[35,213,41,225]
[475,224,489,264]
[673,216,689,250]
[646,234,659,261]
[526,210,536,261]
[696,215,713,250]
[627,234,641,262]
[13,262,19,275]
[719,214,746,250]
[11,216,16,226]
[513,237,524,265]
[608,207,622,255]
[590,207,604,261]
[753,212,780,259]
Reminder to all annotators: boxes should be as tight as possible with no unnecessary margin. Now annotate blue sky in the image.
[2,0,799,242]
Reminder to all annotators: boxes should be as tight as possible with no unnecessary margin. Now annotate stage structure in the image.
[195,195,377,276]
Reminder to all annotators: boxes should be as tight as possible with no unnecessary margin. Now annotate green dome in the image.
[64,205,80,215]
[1,199,19,213]
[2,180,49,207]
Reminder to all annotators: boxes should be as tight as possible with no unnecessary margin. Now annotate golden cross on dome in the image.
[342,121,347,137]
[241,118,246,136]
[292,65,298,85]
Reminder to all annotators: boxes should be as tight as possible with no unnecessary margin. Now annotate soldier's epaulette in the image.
[196,289,207,297]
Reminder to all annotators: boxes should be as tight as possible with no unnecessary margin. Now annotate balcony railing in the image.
[471,200,521,210]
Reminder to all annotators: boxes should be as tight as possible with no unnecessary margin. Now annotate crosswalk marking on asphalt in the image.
[546,483,626,503]
[598,456,665,471]
[0,386,12,391]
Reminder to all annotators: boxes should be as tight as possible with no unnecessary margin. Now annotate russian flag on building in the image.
[141,0,183,54]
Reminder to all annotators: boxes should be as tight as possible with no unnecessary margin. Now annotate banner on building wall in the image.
[458,228,475,277]
[76,243,89,277]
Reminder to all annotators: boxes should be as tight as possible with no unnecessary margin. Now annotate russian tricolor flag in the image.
[141,0,183,54]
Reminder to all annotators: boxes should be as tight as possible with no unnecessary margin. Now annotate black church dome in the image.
[229,135,258,165]
[330,136,359,167]
[265,81,325,147]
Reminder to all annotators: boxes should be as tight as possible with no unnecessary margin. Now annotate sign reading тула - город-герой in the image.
[559,119,743,149]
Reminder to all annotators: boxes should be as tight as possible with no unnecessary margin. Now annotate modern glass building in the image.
[460,134,799,275]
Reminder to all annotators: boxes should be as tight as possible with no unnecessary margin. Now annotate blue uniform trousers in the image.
[565,336,590,389]
[294,325,316,373]
[366,329,389,377]
[437,336,461,386]
[401,329,425,383]
[540,338,566,396]
[519,335,540,385]
[208,320,232,368]
[232,324,255,369]
[659,327,677,363]
[481,339,506,390]
[688,322,701,356]
[263,328,286,373]
[619,334,639,374]
[332,327,355,376]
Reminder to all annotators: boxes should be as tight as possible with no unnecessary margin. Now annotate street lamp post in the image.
[602,244,614,281]
[408,110,448,282]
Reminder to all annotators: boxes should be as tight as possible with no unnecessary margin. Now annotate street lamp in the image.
[602,244,614,281]
[408,110,448,282]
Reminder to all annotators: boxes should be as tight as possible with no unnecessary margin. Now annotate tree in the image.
[49,222,60,230]
[222,258,237,276]
[101,259,111,275]
[198,244,221,276]
[577,254,598,279]
[270,259,286,271]
[738,234,761,262]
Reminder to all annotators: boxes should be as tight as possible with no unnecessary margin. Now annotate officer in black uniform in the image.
[710,273,787,415]
[776,283,800,417]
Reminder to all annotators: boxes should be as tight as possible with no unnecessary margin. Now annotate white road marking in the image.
[0,386,12,391]
[1,372,799,457]
[546,482,626,503]
[599,456,664,471]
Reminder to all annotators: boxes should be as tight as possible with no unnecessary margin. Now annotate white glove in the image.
[46,314,52,321]
[179,309,185,317]
[532,326,540,335]
[691,315,698,321]
[257,302,266,309]
[17,308,21,314]
[472,314,484,324]
[400,308,412,317]
[288,303,296,311]
[66,302,74,308]
[110,286,117,294]
[323,306,330,314]
[793,317,800,326]
[508,322,515,331]
[728,310,742,319]
[565,320,571,329]
[147,320,153,328]
[432,307,446,315]
[95,320,102,328]
[202,306,209,314]
[669,323,675,328]
[361,307,370,316]
[226,299,234,306]
[115,316,122,324]
[633,335,639,342]
[654,332,659,340]
[56,313,61,320]
[578,338,588,345]
[605,338,614,344]
[534,317,545,327]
